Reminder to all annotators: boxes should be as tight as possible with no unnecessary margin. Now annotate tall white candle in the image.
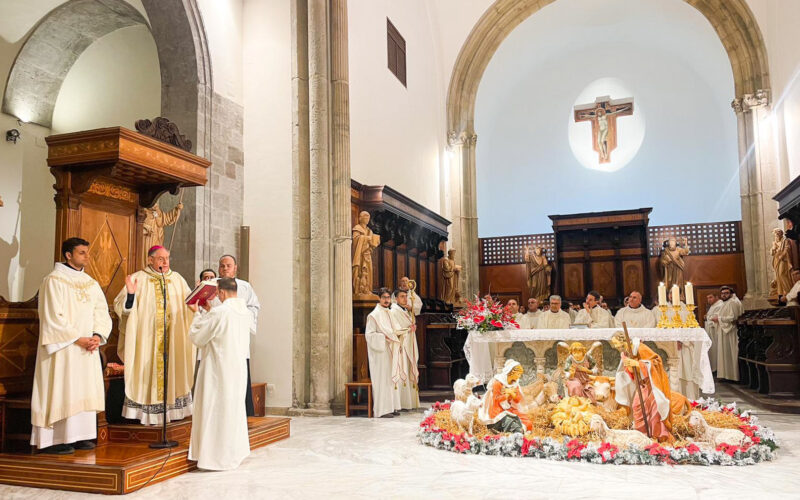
[671,284,680,306]
[658,282,667,306]
[685,282,694,305]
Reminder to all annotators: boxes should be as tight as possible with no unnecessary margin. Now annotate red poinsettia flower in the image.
[566,439,586,459]
[474,315,485,323]
[490,319,503,328]
[685,443,701,454]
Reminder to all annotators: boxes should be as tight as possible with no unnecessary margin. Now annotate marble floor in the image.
[2,384,799,499]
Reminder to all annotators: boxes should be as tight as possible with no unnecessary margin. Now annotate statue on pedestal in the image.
[439,248,462,305]
[524,245,551,302]
[140,201,183,268]
[659,236,689,291]
[771,228,793,298]
[352,211,380,299]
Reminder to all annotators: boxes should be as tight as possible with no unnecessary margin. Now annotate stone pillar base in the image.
[288,406,333,417]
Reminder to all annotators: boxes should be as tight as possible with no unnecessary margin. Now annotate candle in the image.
[658,282,667,306]
[671,284,680,306]
[685,282,694,305]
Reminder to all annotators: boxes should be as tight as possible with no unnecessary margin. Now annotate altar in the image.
[464,328,715,397]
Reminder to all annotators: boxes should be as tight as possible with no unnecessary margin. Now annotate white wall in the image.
[197,0,244,105]
[475,0,740,237]
[242,0,293,408]
[348,0,447,213]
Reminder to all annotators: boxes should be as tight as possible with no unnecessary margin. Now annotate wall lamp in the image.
[6,129,20,144]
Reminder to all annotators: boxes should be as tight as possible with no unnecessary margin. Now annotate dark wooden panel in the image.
[382,247,394,290]
[622,260,645,296]
[590,261,617,299]
[564,262,585,300]
[409,255,417,281]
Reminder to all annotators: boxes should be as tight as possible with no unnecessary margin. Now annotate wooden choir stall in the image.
[0,123,289,494]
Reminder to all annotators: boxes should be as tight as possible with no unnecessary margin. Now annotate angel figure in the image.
[557,341,602,403]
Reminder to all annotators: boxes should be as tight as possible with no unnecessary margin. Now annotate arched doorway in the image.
[446,0,773,306]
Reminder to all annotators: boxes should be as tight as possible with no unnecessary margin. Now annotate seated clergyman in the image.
[536,295,571,329]
[573,291,614,328]
[614,291,655,328]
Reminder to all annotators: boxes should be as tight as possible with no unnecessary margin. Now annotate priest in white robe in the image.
[113,245,195,425]
[396,276,423,316]
[614,291,656,328]
[390,289,420,409]
[522,298,542,329]
[216,254,261,416]
[188,278,250,470]
[704,293,723,372]
[365,288,402,417]
[573,291,613,328]
[710,286,744,381]
[536,295,572,329]
[30,238,112,454]
[507,298,525,328]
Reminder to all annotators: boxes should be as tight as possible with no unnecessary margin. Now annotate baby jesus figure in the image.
[560,342,600,403]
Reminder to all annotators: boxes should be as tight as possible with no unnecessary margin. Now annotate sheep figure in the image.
[449,394,482,435]
[589,414,653,449]
[453,374,481,402]
[687,410,750,448]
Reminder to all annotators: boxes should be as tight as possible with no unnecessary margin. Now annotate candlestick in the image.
[671,284,680,306]
[669,304,684,328]
[658,282,667,306]
[656,305,670,328]
[685,304,700,328]
[685,282,694,306]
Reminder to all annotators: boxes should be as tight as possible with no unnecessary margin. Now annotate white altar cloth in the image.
[464,328,714,395]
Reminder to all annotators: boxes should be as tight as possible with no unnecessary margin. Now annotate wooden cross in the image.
[574,95,634,164]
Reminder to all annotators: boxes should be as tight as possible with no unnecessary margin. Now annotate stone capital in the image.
[447,130,477,149]
[731,88,770,113]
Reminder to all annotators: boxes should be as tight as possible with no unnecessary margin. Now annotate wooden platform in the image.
[725,382,800,414]
[0,416,290,495]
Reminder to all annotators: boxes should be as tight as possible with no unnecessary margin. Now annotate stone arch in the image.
[445,0,771,303]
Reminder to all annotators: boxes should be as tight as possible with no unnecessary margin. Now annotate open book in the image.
[185,279,218,306]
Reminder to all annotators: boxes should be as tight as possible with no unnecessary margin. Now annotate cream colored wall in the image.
[241,0,293,408]
[197,0,244,105]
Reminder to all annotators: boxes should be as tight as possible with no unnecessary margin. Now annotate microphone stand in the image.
[150,266,178,449]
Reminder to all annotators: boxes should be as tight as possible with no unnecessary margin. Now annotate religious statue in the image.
[352,211,380,299]
[439,248,462,305]
[659,236,690,291]
[477,359,532,434]
[140,201,183,269]
[771,228,793,298]
[574,96,634,163]
[524,245,551,302]
[557,341,601,403]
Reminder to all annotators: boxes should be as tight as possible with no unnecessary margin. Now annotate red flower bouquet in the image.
[455,296,519,332]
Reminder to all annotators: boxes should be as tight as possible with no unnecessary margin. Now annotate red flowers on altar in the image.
[456,296,520,332]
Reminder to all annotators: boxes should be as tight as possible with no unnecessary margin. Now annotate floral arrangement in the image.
[418,399,777,466]
[455,296,519,332]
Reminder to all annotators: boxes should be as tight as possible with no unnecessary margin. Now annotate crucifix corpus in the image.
[574,95,634,164]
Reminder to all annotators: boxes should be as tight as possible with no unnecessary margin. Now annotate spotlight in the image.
[6,129,20,144]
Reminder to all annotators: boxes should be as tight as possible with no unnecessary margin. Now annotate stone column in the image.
[290,0,311,411]
[733,90,777,310]
[306,0,333,414]
[447,131,480,300]
[330,0,353,412]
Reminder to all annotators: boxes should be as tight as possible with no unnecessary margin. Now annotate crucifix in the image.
[574,95,634,163]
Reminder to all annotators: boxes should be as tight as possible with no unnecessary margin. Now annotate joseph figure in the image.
[439,249,462,304]
[352,211,380,299]
[140,201,183,269]
[659,237,690,291]
[114,245,195,425]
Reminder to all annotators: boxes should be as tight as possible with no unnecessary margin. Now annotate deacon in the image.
[610,331,673,442]
[30,238,112,454]
[396,276,422,316]
[614,291,656,328]
[114,245,195,425]
[507,298,525,328]
[573,291,613,328]
[522,297,542,329]
[365,288,402,417]
[536,295,572,329]
[391,289,420,410]
[704,293,723,372]
[217,254,261,416]
[710,286,743,381]
[188,278,250,470]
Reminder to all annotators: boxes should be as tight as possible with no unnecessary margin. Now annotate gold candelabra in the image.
[656,305,670,329]
[667,304,684,329]
[685,304,700,328]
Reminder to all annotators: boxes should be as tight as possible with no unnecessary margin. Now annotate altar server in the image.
[614,291,656,328]
[522,298,542,328]
[114,246,195,425]
[710,286,744,381]
[365,288,401,417]
[30,238,112,454]
[704,293,723,372]
[507,298,525,328]
[391,289,420,409]
[573,291,614,328]
[536,295,572,329]
[188,278,250,470]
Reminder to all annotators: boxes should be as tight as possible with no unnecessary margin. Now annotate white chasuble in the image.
[614,306,656,328]
[30,263,112,447]
[390,303,420,409]
[713,295,744,381]
[114,268,195,425]
[522,310,542,329]
[189,298,250,470]
[573,306,613,328]
[364,304,402,417]
[536,309,571,329]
